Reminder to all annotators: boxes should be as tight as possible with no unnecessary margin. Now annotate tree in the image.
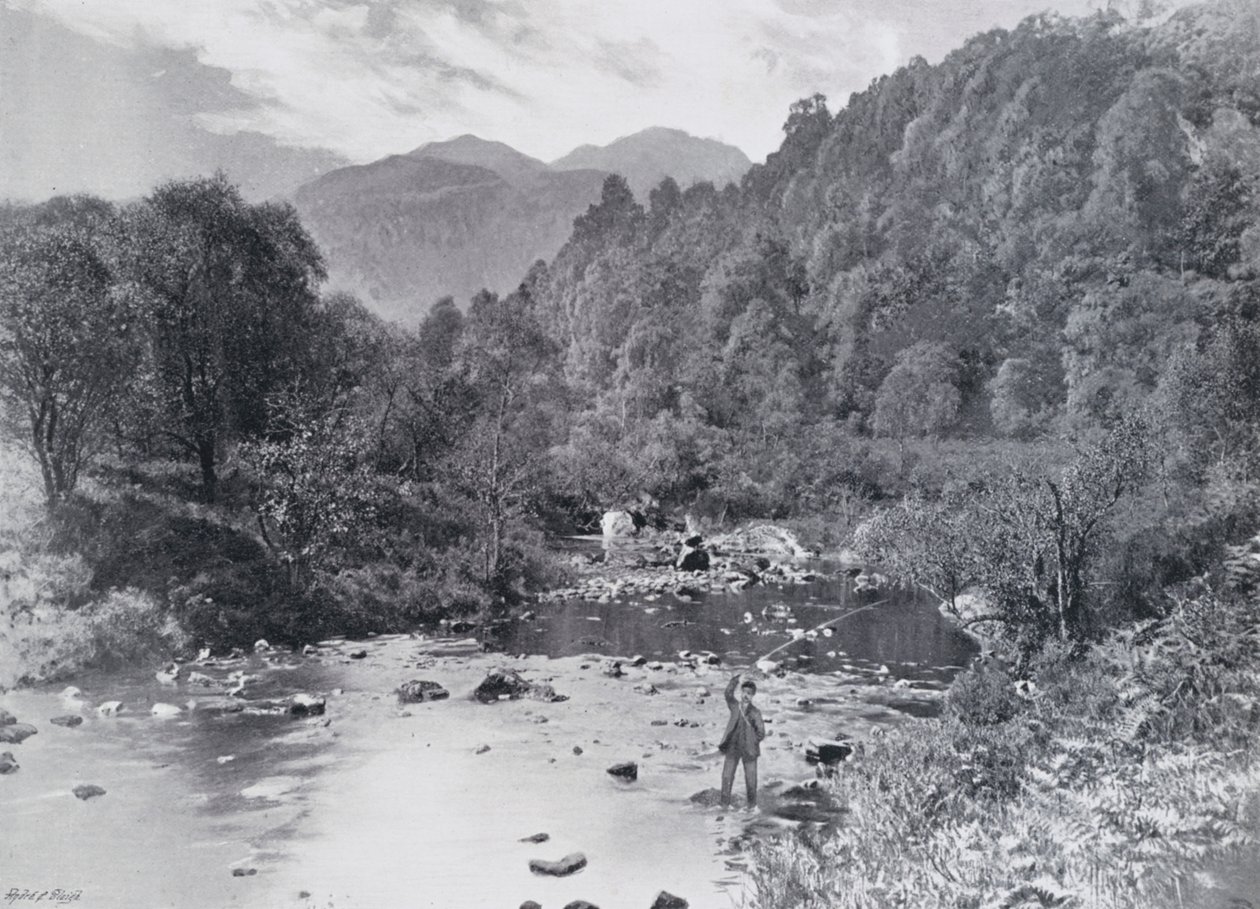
[125,173,325,502]
[444,288,564,589]
[239,396,380,592]
[871,342,961,441]
[858,418,1153,650]
[853,489,985,614]
[0,199,138,506]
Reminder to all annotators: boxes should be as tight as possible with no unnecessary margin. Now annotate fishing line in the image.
[753,597,890,665]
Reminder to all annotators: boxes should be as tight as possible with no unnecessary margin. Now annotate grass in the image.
[748,589,1260,909]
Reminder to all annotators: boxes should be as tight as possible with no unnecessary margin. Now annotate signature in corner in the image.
[4,889,83,905]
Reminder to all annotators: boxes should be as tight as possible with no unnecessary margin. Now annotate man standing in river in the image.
[719,672,766,810]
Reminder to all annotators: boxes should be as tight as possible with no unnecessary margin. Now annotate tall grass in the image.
[0,439,189,686]
[749,589,1260,908]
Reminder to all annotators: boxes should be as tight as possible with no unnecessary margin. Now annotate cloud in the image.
[5,0,1110,186]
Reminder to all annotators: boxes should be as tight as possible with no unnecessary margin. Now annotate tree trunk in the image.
[198,434,218,504]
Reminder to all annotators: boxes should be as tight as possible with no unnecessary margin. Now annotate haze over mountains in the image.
[290,128,751,322]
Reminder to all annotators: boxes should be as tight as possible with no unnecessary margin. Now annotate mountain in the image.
[292,130,750,322]
[409,134,548,184]
[550,127,752,200]
[292,139,605,323]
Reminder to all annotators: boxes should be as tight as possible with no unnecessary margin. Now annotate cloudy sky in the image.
[1,0,1109,201]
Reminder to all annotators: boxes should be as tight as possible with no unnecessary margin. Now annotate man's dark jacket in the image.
[718,675,766,758]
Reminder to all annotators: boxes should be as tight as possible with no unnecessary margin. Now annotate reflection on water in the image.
[494,562,977,685]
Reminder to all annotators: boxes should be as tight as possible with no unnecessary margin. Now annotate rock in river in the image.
[520,902,542,909]
[73,784,106,800]
[396,680,450,704]
[652,892,690,909]
[97,701,124,717]
[805,739,854,765]
[0,752,18,774]
[473,668,566,704]
[518,832,549,844]
[0,723,37,745]
[601,510,638,538]
[528,851,588,876]
[688,788,724,808]
[0,707,15,726]
[564,902,600,909]
[288,694,326,717]
[675,545,710,573]
[607,761,638,782]
[50,715,83,728]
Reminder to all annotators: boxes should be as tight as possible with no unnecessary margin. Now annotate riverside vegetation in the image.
[2,1,1259,905]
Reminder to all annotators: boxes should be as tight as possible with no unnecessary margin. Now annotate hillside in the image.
[292,130,752,321]
[292,143,605,322]
[550,126,752,199]
[532,0,1260,481]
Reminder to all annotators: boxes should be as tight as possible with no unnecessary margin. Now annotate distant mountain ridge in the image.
[291,129,751,322]
[550,126,751,200]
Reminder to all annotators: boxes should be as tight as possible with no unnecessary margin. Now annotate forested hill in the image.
[517,0,1260,511]
[291,130,751,323]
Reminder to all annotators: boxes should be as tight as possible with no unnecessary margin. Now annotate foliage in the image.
[857,417,1155,651]
[0,198,138,505]
[750,583,1260,909]
[239,397,383,591]
[123,173,326,503]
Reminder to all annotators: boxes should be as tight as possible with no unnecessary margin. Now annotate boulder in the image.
[349,650,368,660]
[49,715,83,728]
[607,761,638,782]
[519,832,550,844]
[675,546,710,573]
[72,784,106,800]
[0,751,17,774]
[520,903,542,909]
[253,639,271,653]
[288,694,326,717]
[150,703,183,718]
[0,723,38,745]
[528,852,588,876]
[97,701,124,717]
[853,571,887,592]
[473,668,566,704]
[564,902,600,909]
[0,707,15,726]
[601,510,637,538]
[475,744,491,754]
[688,788,725,808]
[805,740,854,766]
[601,660,624,678]
[652,892,690,909]
[710,525,812,558]
[397,680,450,704]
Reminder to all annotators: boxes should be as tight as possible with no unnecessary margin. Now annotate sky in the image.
[0,0,1114,201]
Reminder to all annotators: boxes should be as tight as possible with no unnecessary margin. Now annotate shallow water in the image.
[496,570,976,687]
[1,569,978,909]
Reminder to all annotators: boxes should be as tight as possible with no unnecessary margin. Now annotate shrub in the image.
[945,659,1025,726]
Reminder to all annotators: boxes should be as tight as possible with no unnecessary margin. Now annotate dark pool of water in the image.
[490,551,978,685]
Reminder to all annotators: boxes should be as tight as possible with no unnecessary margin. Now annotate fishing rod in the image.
[753,598,890,665]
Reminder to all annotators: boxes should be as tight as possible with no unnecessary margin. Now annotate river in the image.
[0,561,977,909]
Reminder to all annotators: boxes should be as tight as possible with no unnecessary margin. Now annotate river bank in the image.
[0,565,971,909]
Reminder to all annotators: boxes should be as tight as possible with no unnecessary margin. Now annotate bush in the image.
[945,659,1025,726]
[76,588,190,667]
